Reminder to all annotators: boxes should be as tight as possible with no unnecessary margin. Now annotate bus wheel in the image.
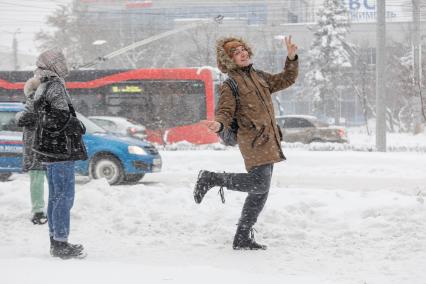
[124,173,145,184]
[0,173,12,182]
[91,155,124,185]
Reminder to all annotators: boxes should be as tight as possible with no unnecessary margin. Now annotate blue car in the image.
[0,102,162,184]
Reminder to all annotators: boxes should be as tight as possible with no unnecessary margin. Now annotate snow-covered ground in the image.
[1,149,426,284]
[348,126,426,151]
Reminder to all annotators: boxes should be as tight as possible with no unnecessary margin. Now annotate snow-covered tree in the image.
[305,0,354,124]
[350,43,375,135]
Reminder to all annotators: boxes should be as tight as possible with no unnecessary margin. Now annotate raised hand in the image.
[284,35,298,60]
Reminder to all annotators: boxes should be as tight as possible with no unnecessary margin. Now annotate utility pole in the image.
[376,0,386,152]
[12,34,18,70]
[412,0,424,133]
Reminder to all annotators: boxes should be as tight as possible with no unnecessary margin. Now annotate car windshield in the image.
[76,113,107,134]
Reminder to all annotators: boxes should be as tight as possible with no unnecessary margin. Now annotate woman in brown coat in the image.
[194,36,299,250]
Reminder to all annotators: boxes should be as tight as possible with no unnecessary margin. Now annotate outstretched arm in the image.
[201,83,236,133]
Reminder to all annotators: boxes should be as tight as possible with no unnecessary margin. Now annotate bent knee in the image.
[251,179,271,194]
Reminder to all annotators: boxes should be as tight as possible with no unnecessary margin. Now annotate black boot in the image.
[50,238,86,259]
[50,236,84,253]
[31,212,47,225]
[233,226,267,250]
[194,170,228,204]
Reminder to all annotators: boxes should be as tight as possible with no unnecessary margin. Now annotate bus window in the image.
[104,80,206,130]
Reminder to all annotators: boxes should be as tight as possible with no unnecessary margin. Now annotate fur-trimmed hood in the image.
[24,77,41,98]
[216,37,253,74]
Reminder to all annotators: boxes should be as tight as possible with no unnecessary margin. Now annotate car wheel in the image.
[90,155,124,185]
[124,173,145,184]
[309,138,324,143]
[0,173,12,182]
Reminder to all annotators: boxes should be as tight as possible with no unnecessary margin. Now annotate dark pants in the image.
[227,164,274,229]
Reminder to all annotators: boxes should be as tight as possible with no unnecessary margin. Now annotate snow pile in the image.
[155,129,426,152]
[155,141,228,151]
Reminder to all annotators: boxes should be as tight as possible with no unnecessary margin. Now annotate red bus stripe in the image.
[0,79,24,89]
[0,141,22,145]
[0,68,213,89]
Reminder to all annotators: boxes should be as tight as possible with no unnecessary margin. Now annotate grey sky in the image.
[0,0,415,56]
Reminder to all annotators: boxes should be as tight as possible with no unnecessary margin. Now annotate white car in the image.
[276,115,348,144]
[88,116,147,140]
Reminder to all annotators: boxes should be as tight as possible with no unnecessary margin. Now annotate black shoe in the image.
[50,237,84,253]
[194,170,216,204]
[233,228,267,250]
[233,239,267,250]
[50,239,86,259]
[31,212,47,225]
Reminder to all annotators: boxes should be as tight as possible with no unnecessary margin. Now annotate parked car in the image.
[276,115,348,144]
[88,116,147,140]
[0,103,23,181]
[0,102,161,184]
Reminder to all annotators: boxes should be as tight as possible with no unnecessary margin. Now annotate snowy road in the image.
[1,149,425,284]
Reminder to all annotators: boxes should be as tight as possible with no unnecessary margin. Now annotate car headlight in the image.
[128,146,147,155]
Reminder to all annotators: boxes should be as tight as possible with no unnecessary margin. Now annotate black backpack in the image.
[218,77,239,146]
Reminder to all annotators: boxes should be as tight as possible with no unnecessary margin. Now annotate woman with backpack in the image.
[194,36,299,250]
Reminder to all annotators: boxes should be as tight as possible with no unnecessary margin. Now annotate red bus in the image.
[0,67,221,144]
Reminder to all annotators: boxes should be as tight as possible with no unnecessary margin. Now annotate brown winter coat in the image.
[215,37,298,171]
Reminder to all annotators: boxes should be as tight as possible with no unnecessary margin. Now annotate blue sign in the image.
[344,0,397,22]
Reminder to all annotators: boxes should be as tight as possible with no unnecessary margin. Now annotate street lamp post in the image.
[12,31,19,70]
[420,35,426,122]
[1,29,21,70]
[92,40,108,63]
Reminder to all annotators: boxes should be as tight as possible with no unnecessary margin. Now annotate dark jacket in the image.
[215,37,299,171]
[15,78,44,171]
[32,77,88,163]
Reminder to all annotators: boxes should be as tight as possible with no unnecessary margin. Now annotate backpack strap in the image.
[223,77,240,114]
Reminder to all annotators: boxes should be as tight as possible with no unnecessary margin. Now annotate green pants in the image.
[29,170,46,214]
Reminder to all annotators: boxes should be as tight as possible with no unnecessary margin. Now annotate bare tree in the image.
[181,23,220,67]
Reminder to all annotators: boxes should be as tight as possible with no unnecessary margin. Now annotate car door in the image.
[0,110,23,175]
[281,117,315,143]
